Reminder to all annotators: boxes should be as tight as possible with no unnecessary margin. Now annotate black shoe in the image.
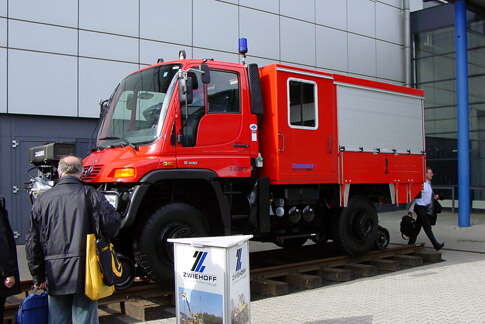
[433,242,444,251]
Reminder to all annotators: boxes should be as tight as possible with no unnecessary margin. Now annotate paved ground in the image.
[16,210,485,323]
[98,210,485,324]
[145,248,485,324]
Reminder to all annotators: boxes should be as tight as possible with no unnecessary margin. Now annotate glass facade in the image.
[413,6,485,201]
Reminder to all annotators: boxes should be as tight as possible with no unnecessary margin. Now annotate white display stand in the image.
[168,235,253,324]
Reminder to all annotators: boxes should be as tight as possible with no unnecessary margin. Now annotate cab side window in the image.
[208,70,240,113]
[181,72,205,126]
[288,79,317,129]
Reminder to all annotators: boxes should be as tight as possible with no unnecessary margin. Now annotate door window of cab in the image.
[208,70,240,113]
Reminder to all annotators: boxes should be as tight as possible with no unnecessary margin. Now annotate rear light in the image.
[113,168,135,178]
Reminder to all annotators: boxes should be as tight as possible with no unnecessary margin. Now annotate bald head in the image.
[58,156,83,178]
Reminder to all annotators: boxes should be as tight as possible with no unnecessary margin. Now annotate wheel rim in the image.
[376,228,390,249]
[159,223,194,264]
[352,209,375,240]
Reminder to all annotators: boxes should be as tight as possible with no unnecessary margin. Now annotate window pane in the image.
[208,71,240,113]
[182,72,205,126]
[301,83,316,127]
[101,64,180,145]
[289,80,316,128]
[289,81,302,125]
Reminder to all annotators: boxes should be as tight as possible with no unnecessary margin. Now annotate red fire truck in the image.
[30,54,425,284]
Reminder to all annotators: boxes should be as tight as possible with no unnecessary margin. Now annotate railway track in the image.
[4,244,442,322]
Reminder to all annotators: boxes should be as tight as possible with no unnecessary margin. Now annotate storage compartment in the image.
[336,83,424,154]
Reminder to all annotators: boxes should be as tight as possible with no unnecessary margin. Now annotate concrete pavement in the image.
[141,211,485,324]
[16,210,485,323]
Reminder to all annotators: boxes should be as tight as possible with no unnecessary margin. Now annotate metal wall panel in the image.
[379,0,402,9]
[376,2,403,44]
[0,117,14,241]
[245,55,277,67]
[0,48,5,113]
[375,77,404,86]
[140,40,191,65]
[78,58,137,118]
[316,0,347,30]
[316,25,348,71]
[239,7,279,60]
[9,0,78,27]
[0,18,6,46]
[79,31,138,63]
[193,47,239,63]
[376,40,404,81]
[280,0,315,22]
[0,0,5,17]
[280,17,316,66]
[9,20,77,55]
[8,50,77,116]
[140,0,192,46]
[193,0,238,52]
[348,34,376,77]
[348,0,376,38]
[0,115,98,243]
[79,0,138,36]
[337,84,424,154]
[239,0,278,13]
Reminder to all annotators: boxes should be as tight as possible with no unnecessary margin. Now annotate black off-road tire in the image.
[134,203,208,284]
[333,197,379,255]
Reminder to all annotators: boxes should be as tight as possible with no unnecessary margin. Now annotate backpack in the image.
[16,291,48,324]
[400,214,417,239]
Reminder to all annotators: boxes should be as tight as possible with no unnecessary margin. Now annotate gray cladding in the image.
[0,0,406,118]
[0,115,98,243]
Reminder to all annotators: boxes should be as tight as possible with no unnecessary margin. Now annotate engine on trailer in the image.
[26,143,75,203]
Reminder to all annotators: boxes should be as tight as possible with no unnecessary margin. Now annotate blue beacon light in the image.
[239,38,248,65]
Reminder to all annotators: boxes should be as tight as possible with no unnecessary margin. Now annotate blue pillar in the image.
[454,0,471,227]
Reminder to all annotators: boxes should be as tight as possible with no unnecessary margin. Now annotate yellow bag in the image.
[85,233,115,300]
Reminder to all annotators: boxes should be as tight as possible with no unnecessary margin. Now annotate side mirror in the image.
[201,64,210,84]
[179,76,194,105]
[99,99,110,118]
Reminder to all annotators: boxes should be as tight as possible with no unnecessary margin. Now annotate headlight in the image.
[103,192,119,209]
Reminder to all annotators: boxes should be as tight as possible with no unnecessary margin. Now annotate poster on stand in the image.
[170,235,252,324]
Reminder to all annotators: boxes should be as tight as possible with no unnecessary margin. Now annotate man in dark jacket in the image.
[0,197,21,323]
[26,156,121,324]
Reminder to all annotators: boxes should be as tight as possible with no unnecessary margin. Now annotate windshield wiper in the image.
[98,136,138,150]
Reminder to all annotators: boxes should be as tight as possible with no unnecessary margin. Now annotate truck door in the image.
[277,73,338,183]
[175,66,253,177]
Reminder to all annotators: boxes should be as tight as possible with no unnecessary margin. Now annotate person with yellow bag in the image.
[26,156,121,324]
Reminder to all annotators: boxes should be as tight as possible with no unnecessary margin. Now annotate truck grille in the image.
[81,165,103,180]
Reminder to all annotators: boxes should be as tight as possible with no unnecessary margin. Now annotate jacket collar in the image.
[56,176,84,185]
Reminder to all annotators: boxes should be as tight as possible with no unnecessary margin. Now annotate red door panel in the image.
[175,63,256,178]
[196,114,242,147]
[274,72,338,184]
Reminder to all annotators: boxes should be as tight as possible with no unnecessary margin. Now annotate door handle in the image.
[233,144,249,148]
[327,136,333,153]
[385,158,389,174]
[278,133,285,152]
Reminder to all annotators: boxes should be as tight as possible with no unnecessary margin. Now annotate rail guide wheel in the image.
[333,196,379,255]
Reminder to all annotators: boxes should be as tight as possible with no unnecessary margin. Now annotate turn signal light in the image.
[113,168,135,178]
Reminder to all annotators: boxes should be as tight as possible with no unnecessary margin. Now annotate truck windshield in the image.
[98,64,181,147]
